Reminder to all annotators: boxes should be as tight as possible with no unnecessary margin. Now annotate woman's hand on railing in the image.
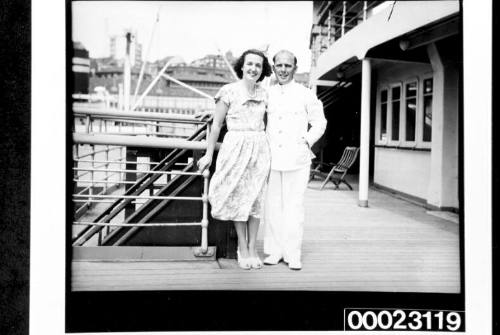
[197,154,212,172]
[194,110,213,121]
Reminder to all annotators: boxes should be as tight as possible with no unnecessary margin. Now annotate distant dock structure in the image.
[72,41,90,95]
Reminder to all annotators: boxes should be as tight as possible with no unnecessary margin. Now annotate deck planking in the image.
[72,179,460,292]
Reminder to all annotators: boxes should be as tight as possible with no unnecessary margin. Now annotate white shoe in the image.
[250,257,263,269]
[288,260,302,270]
[263,254,282,265]
[237,249,251,270]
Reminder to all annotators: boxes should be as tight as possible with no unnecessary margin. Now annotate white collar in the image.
[273,79,295,92]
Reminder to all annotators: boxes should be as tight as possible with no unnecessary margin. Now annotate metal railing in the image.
[73,144,126,218]
[72,111,216,255]
[73,106,209,139]
[72,65,220,254]
[311,1,384,66]
[72,165,211,254]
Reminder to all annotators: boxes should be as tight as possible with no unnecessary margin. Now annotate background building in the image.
[109,29,143,66]
[88,54,234,98]
[190,51,237,69]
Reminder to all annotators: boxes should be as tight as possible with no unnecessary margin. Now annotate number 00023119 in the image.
[344,309,465,331]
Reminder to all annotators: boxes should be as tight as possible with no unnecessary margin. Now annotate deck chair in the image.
[310,146,359,190]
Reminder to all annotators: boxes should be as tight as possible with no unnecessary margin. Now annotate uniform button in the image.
[278,116,282,120]
[278,130,282,134]
[278,144,282,148]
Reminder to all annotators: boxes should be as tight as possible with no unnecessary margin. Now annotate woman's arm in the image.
[197,100,228,171]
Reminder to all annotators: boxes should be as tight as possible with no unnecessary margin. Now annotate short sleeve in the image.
[214,85,231,106]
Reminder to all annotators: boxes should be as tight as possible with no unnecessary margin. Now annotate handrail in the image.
[74,167,202,176]
[73,107,207,124]
[74,222,202,227]
[73,133,220,150]
[72,122,212,247]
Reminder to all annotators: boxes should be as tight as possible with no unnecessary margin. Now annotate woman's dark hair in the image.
[233,49,272,82]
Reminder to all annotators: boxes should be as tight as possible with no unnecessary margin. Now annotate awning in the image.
[311,1,460,81]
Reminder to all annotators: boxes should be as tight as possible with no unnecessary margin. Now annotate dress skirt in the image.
[208,130,270,221]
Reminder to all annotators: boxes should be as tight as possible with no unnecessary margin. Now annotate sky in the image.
[72,1,314,71]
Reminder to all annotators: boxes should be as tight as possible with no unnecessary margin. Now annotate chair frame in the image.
[310,146,359,190]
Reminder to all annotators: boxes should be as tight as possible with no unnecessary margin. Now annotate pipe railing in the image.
[73,143,126,215]
[72,158,211,254]
[74,107,206,139]
[74,107,207,124]
[312,1,384,66]
[73,133,219,151]
[72,115,216,254]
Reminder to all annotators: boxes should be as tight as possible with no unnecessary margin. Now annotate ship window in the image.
[376,76,433,149]
[391,86,401,141]
[380,89,388,141]
[422,78,433,142]
[405,81,417,142]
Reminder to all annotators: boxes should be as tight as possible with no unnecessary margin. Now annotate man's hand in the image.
[300,137,310,149]
[197,154,213,172]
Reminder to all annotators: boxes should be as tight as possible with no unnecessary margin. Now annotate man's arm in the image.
[304,89,327,147]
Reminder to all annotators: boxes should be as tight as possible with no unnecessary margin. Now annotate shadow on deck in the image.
[72,178,461,293]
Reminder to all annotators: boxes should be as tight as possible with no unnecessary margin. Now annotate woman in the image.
[197,49,272,269]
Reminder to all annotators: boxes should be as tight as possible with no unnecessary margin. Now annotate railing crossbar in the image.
[73,194,202,201]
[74,179,168,186]
[76,147,123,159]
[73,167,200,176]
[76,159,149,165]
[73,221,201,227]
[91,131,190,137]
[88,118,197,127]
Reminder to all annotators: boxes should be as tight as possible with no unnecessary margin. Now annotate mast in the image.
[123,31,132,111]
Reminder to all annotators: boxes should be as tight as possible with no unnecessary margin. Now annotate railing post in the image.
[104,146,109,193]
[200,169,210,254]
[327,9,332,43]
[85,115,91,134]
[98,229,102,246]
[342,1,346,36]
[73,145,79,179]
[125,148,138,219]
[121,146,126,182]
[363,1,367,21]
[89,144,95,209]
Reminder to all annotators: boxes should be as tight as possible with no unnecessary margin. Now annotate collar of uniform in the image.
[276,79,295,92]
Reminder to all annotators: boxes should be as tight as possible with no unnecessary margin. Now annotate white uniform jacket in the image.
[266,80,327,171]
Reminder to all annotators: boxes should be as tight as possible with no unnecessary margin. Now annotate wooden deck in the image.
[71,179,460,293]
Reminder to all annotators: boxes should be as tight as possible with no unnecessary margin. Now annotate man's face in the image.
[273,53,297,85]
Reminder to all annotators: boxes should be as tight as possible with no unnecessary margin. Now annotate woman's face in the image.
[241,53,263,82]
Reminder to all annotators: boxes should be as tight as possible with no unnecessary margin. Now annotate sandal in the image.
[237,249,251,270]
[250,257,263,269]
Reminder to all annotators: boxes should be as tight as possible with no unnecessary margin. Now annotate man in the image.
[264,50,327,270]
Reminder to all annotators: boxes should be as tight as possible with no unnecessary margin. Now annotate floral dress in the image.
[208,81,271,221]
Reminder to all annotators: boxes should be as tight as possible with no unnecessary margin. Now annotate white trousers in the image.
[263,166,310,262]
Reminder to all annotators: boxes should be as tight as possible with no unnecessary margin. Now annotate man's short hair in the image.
[272,50,297,66]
